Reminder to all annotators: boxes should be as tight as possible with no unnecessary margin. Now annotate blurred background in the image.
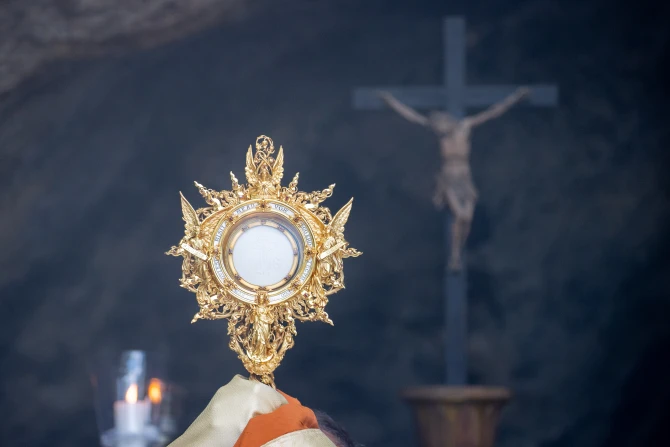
[0,0,668,446]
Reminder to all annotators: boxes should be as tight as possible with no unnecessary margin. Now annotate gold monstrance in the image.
[167,136,361,387]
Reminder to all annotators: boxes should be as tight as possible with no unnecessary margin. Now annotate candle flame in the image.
[125,383,138,404]
[148,378,163,404]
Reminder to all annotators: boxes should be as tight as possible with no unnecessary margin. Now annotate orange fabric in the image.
[233,391,320,447]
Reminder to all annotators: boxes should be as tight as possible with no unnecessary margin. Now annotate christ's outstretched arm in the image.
[377,91,429,126]
[466,87,530,127]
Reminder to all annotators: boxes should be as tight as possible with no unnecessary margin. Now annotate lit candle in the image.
[147,378,162,425]
[114,384,148,438]
[148,379,162,406]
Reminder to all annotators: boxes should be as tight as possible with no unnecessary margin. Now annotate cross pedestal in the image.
[353,16,558,447]
[402,386,511,447]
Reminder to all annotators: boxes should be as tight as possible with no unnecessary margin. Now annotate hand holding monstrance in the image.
[166,136,361,387]
[377,87,529,270]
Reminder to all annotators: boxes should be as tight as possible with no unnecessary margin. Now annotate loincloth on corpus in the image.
[435,167,478,211]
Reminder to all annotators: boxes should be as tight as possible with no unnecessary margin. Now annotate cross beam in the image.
[352,17,559,385]
[354,85,558,113]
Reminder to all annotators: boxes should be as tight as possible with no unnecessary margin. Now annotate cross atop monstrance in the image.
[353,17,558,385]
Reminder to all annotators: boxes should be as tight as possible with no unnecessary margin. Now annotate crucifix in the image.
[353,17,558,385]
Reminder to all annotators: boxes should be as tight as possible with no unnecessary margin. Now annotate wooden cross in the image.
[353,17,558,385]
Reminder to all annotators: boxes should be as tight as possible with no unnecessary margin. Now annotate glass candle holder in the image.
[91,350,181,447]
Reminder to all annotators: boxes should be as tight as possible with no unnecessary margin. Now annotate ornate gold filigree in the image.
[167,135,361,387]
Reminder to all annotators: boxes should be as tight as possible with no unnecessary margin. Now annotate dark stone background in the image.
[1,0,669,446]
